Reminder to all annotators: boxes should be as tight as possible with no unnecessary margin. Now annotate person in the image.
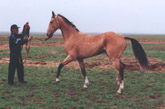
[8,24,32,85]
[22,22,30,37]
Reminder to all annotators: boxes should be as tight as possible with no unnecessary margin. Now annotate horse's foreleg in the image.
[78,59,89,88]
[56,55,74,84]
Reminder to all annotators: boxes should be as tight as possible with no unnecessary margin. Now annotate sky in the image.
[0,0,165,34]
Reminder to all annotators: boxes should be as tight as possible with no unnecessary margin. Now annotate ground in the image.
[0,34,165,108]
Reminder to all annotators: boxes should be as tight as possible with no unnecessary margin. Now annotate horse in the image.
[46,11,148,94]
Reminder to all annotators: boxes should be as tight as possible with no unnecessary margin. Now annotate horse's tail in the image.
[125,37,148,68]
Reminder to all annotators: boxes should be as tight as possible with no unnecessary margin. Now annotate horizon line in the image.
[0,31,165,35]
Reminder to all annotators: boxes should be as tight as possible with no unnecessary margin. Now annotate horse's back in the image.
[105,32,125,41]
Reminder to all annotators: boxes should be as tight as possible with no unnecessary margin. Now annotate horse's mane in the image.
[58,14,79,32]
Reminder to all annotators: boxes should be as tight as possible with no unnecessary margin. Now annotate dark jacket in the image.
[9,33,28,54]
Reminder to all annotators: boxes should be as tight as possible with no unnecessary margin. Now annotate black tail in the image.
[125,37,148,68]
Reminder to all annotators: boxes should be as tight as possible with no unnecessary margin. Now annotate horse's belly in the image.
[77,47,105,58]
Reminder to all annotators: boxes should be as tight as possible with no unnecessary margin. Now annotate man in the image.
[8,24,32,85]
[22,22,30,37]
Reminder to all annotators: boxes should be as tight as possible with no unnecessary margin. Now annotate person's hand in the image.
[28,36,33,41]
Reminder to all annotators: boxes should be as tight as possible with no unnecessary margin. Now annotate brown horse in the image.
[46,11,148,94]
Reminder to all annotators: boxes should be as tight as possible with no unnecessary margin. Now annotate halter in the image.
[55,15,60,27]
[45,15,60,41]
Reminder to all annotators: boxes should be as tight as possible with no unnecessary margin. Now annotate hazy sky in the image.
[0,0,165,34]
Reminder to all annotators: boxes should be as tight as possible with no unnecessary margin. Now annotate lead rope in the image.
[19,36,31,64]
[24,39,31,64]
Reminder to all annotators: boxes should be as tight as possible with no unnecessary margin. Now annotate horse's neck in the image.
[60,25,78,41]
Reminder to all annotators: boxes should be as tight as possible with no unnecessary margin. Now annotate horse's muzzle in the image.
[47,33,52,37]
[45,33,53,41]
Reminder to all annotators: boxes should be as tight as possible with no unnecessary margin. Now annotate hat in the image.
[10,24,20,31]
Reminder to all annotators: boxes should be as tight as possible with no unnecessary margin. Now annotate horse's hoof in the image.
[55,78,60,84]
[55,81,60,84]
[116,89,123,95]
[83,84,88,89]
[116,91,121,95]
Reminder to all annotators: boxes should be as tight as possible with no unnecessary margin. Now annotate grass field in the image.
[0,34,165,108]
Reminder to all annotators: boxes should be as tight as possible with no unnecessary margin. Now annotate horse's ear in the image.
[52,11,55,18]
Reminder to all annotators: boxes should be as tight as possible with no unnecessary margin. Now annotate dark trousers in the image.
[8,53,24,84]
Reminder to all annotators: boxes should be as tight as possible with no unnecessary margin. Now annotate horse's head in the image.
[46,11,60,40]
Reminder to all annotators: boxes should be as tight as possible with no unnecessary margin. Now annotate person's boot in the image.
[8,82,15,85]
[19,81,27,84]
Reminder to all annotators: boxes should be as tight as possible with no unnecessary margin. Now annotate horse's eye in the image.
[50,21,53,24]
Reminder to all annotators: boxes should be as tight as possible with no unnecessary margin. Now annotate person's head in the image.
[10,24,20,34]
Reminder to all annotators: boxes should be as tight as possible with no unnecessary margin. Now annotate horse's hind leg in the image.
[78,59,89,88]
[112,59,125,94]
[56,55,74,84]
[117,61,125,94]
